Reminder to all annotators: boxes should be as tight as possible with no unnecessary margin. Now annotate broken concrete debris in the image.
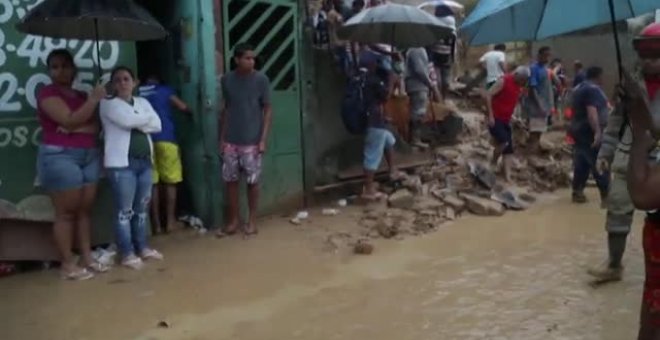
[320,101,574,253]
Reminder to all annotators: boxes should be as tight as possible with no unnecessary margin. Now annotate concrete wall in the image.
[301,43,363,186]
[532,31,635,98]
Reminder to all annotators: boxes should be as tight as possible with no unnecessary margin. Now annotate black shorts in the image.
[488,119,514,154]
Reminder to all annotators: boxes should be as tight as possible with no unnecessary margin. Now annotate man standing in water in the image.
[217,43,272,237]
[588,23,660,287]
[623,24,660,340]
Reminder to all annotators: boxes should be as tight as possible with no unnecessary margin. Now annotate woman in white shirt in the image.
[100,66,163,270]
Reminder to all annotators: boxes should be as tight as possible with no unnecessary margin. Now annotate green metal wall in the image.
[222,0,304,213]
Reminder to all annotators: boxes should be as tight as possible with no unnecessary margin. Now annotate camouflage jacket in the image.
[598,79,660,168]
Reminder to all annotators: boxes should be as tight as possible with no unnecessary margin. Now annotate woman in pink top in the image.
[36,49,108,280]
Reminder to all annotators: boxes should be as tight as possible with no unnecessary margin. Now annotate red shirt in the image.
[646,77,660,101]
[492,74,522,123]
[37,84,96,148]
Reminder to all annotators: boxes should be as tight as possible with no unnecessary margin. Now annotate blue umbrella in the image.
[460,0,660,78]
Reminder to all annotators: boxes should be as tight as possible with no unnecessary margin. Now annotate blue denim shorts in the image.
[363,128,396,171]
[37,144,101,192]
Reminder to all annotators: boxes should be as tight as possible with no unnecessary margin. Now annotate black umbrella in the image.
[15,0,167,77]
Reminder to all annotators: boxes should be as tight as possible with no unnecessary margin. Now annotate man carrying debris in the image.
[485,66,530,182]
[525,46,554,153]
[588,23,660,287]
[569,66,610,204]
[622,23,660,339]
[406,46,439,149]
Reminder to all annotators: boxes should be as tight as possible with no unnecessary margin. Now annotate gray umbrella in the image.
[15,0,167,75]
[337,3,455,48]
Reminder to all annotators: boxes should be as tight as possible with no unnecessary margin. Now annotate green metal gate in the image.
[222,0,303,212]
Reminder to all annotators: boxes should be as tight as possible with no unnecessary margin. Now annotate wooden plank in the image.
[337,151,434,181]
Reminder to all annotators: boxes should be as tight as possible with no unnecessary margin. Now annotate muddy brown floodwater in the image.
[0,189,646,340]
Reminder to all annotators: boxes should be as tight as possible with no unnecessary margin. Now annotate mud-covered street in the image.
[0,189,645,340]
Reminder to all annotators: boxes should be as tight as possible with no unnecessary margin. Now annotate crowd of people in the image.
[36,43,271,280]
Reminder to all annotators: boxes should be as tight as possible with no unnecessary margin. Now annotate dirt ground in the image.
[0,189,645,340]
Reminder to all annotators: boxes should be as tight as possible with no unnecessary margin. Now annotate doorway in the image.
[134,0,196,219]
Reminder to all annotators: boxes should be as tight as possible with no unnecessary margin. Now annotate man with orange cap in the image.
[588,22,660,290]
[609,21,660,339]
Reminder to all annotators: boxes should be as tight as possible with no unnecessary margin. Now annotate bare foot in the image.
[216,222,240,238]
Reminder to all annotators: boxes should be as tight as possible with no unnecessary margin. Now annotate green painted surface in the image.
[0,0,135,239]
[222,0,304,213]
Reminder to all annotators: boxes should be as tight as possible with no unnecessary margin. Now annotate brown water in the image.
[0,189,644,340]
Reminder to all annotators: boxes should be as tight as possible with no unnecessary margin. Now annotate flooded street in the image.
[0,189,646,340]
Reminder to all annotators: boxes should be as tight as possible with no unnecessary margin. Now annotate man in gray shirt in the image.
[217,43,272,237]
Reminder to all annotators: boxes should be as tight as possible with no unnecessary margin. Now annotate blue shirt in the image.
[570,81,608,146]
[527,62,554,117]
[573,70,586,88]
[138,84,176,142]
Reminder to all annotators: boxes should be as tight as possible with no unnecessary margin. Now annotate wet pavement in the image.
[0,189,645,340]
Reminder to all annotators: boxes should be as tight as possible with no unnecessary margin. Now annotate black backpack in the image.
[341,71,369,134]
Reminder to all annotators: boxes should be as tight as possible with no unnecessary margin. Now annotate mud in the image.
[0,189,645,340]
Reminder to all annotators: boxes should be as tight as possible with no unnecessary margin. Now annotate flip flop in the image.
[242,224,259,238]
[61,267,94,281]
[215,227,239,238]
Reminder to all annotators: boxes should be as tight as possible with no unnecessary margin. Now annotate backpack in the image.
[341,71,369,134]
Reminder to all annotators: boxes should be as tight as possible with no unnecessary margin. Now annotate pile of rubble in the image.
[334,109,574,254]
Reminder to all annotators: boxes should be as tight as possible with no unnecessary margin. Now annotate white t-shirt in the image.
[480,50,506,83]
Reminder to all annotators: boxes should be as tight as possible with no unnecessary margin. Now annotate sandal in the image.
[87,261,111,273]
[61,267,94,281]
[140,248,164,261]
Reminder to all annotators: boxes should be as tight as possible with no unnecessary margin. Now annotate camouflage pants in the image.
[605,171,635,234]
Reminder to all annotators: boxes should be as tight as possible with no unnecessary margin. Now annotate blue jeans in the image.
[107,157,153,257]
[572,144,609,194]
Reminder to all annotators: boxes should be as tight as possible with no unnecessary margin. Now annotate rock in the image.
[388,189,415,209]
[435,148,460,162]
[412,197,444,212]
[445,207,456,220]
[420,170,435,183]
[441,194,466,213]
[376,219,398,239]
[353,241,374,255]
[431,166,449,179]
[460,193,505,216]
[528,156,552,169]
[402,175,423,193]
[157,321,170,328]
[468,161,497,190]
